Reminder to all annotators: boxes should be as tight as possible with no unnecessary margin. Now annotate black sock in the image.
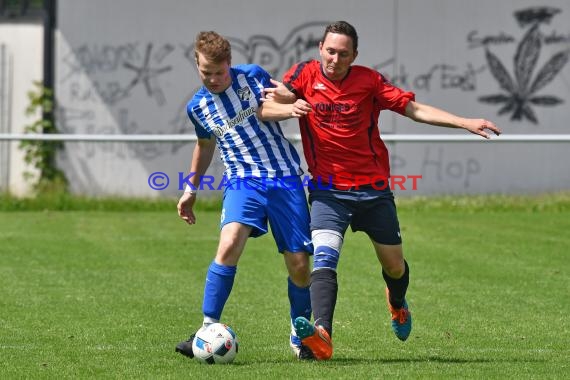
[382,260,409,309]
[310,268,337,336]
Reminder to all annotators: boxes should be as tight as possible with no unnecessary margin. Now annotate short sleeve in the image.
[250,64,272,89]
[374,73,415,115]
[283,60,312,98]
[187,105,212,139]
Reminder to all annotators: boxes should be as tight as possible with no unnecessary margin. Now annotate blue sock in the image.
[288,277,311,327]
[202,261,237,320]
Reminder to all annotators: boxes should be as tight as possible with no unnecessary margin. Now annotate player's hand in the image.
[464,119,502,139]
[291,99,312,118]
[262,79,296,104]
[177,192,197,225]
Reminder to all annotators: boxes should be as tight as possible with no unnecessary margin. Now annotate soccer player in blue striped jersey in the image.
[175,31,315,360]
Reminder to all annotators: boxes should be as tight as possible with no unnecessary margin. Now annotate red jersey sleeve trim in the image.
[283,60,313,97]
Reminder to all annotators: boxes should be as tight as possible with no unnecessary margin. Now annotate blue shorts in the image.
[221,176,312,254]
[308,184,402,245]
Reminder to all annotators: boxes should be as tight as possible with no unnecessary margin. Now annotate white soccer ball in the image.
[192,323,238,364]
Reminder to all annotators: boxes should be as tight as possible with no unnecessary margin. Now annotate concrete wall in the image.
[0,23,43,196]
[53,0,570,197]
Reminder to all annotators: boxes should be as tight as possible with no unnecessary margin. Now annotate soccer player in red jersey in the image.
[260,21,501,360]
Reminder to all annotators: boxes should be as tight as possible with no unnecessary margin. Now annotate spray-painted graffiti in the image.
[181,22,329,78]
[59,41,180,160]
[375,59,486,92]
[476,7,569,124]
[390,147,482,190]
[61,42,174,106]
[122,43,174,106]
[61,43,139,80]
[170,22,331,134]
[420,147,481,188]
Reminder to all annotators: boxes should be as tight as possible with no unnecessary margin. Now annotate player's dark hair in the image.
[322,21,358,52]
[194,31,232,64]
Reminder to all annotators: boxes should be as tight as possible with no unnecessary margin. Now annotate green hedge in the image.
[2,192,569,212]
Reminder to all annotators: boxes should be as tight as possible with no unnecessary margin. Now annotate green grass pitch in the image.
[1,195,569,378]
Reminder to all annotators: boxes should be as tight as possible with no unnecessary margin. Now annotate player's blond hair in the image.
[194,31,232,64]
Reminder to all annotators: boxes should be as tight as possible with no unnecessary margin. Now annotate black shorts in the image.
[308,184,402,245]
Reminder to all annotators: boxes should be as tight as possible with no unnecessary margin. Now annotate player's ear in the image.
[353,49,358,61]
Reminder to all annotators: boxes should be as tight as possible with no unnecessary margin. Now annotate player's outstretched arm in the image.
[404,101,502,139]
[258,99,312,122]
[177,137,216,225]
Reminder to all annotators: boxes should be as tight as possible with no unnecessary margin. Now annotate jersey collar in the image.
[319,63,352,85]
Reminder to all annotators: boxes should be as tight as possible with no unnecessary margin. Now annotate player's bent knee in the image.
[284,251,310,266]
[312,229,344,271]
[214,242,244,265]
[382,260,405,279]
[284,252,311,283]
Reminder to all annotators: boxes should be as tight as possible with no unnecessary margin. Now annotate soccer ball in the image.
[192,323,238,364]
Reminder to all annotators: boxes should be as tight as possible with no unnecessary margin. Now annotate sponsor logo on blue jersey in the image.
[211,106,256,137]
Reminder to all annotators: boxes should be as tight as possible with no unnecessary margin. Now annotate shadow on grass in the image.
[231,355,547,366]
[317,355,547,365]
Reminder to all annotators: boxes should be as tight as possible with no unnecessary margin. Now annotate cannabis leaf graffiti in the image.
[479,24,569,124]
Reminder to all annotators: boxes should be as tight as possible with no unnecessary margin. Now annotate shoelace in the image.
[316,327,332,345]
[392,307,409,324]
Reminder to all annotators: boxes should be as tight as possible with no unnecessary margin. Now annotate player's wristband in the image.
[184,184,198,195]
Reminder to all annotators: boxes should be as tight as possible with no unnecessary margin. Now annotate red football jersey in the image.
[284,60,415,187]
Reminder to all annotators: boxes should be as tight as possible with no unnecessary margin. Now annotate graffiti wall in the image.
[55,0,570,196]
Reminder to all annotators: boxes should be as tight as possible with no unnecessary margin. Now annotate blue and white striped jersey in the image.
[187,64,303,179]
